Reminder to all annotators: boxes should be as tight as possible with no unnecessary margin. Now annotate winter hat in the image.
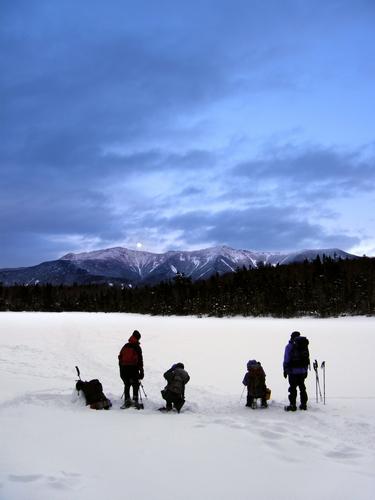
[290,331,301,340]
[247,359,257,370]
[174,362,184,369]
[132,330,141,340]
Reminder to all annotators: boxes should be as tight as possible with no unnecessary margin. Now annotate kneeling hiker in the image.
[159,363,190,413]
[118,330,144,409]
[283,331,310,411]
[242,360,268,409]
[75,367,112,410]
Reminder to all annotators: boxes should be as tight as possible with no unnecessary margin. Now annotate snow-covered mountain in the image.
[0,245,357,286]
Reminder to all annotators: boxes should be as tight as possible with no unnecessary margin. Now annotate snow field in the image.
[0,312,375,500]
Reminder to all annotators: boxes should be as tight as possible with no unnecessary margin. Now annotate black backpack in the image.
[75,370,112,410]
[290,336,310,368]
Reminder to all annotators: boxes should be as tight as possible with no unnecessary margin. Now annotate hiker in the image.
[118,330,144,409]
[283,331,310,411]
[242,360,268,409]
[75,366,112,410]
[159,362,190,413]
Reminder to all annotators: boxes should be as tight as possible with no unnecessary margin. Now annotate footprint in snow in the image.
[8,474,43,483]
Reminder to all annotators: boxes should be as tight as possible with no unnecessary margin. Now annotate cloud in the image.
[233,146,375,198]
[141,205,360,252]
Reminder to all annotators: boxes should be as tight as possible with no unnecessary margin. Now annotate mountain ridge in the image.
[0,245,358,286]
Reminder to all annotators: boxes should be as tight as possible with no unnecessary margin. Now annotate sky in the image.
[1,0,375,267]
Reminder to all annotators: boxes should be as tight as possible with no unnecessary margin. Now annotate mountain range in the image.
[0,246,358,286]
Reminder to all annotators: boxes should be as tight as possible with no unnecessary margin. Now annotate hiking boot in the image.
[121,399,132,409]
[261,401,268,408]
[158,407,171,412]
[299,404,307,410]
[284,405,297,412]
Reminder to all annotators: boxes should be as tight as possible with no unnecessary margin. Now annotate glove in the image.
[283,371,287,379]
[139,370,144,380]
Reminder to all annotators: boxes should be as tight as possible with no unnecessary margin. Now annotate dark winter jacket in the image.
[163,365,190,396]
[283,340,308,376]
[118,335,144,377]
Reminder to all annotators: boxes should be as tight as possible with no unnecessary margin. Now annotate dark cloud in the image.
[144,206,360,252]
[234,147,375,197]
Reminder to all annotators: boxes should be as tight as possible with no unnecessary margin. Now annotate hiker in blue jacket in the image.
[283,331,310,411]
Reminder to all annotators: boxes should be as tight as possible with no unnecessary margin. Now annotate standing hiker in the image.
[118,330,144,409]
[242,360,268,409]
[283,331,310,411]
[159,362,190,413]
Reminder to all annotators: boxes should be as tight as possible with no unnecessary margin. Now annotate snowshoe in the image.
[120,399,132,409]
[299,404,307,410]
[134,401,144,410]
[284,405,297,412]
[158,407,172,412]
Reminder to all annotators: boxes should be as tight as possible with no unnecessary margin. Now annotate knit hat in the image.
[132,330,141,340]
[290,331,301,340]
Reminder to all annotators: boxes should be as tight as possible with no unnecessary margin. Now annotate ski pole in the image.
[313,360,318,403]
[240,385,246,402]
[140,382,148,398]
[313,359,323,402]
[75,366,81,396]
[321,361,326,405]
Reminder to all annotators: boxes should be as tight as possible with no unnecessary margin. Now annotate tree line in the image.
[0,256,374,317]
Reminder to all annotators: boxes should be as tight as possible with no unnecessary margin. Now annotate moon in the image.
[136,242,143,249]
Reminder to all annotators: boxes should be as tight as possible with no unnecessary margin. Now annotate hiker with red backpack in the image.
[118,330,144,409]
[242,360,268,409]
[283,331,310,411]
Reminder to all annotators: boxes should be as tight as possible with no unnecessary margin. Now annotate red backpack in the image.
[119,345,139,366]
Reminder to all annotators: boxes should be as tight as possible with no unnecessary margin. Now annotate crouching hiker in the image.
[242,360,268,409]
[118,330,144,409]
[159,363,190,413]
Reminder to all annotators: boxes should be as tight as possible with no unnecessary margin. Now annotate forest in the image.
[1,256,374,317]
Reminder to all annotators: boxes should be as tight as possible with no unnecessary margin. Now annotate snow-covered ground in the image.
[1,312,374,500]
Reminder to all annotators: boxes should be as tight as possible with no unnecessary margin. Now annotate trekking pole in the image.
[75,366,81,396]
[313,360,323,402]
[313,360,318,403]
[138,387,144,409]
[140,382,148,398]
[240,385,246,402]
[321,361,326,405]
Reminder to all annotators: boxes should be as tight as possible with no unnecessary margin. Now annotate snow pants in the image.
[120,365,140,402]
[288,373,308,406]
[161,389,185,412]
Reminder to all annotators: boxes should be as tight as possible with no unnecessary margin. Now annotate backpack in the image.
[247,362,266,397]
[76,379,112,410]
[119,345,139,366]
[290,336,310,368]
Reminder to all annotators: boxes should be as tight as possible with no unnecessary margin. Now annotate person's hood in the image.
[128,335,140,344]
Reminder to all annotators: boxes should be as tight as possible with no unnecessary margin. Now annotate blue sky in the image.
[1,0,375,267]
